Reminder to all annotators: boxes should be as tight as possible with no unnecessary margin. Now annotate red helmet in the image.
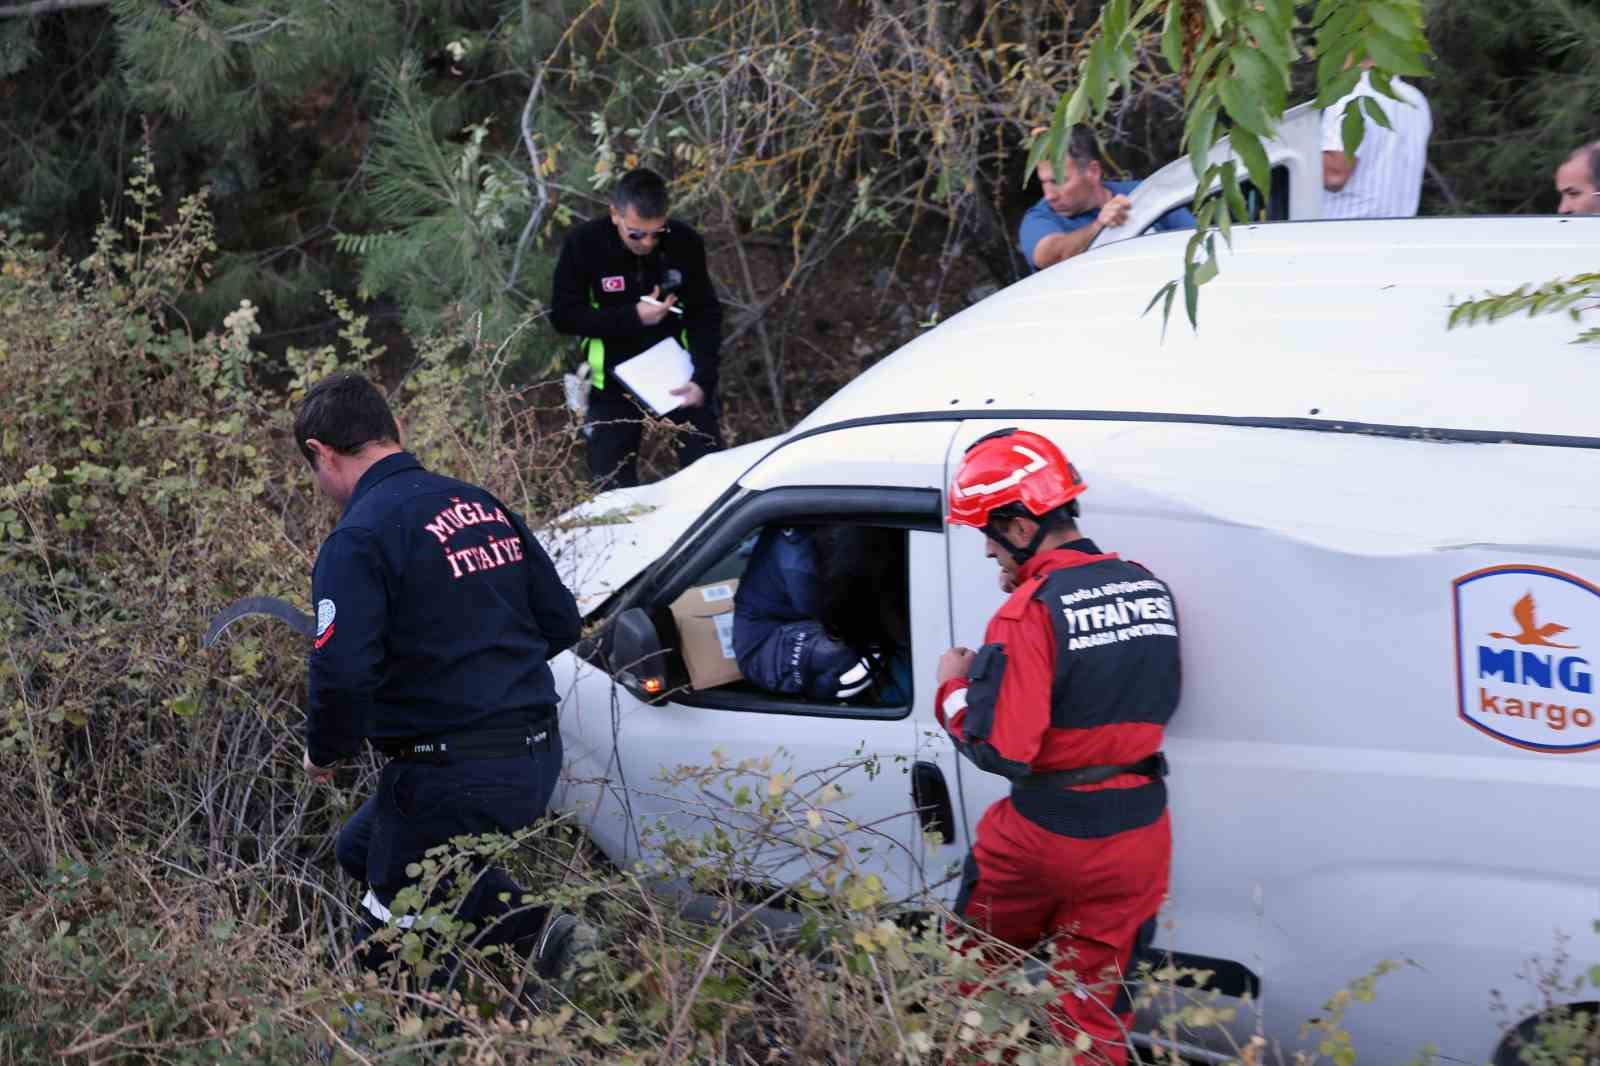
[947,428,1085,529]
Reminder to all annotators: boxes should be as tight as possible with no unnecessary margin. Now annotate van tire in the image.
[1490,1003,1600,1066]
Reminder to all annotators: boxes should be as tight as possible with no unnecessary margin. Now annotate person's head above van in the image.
[1554,141,1600,215]
[1019,124,1195,272]
[1035,125,1107,218]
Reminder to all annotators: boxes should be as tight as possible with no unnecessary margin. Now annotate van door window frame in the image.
[625,485,943,721]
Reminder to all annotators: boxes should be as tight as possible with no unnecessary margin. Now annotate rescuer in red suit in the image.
[935,428,1181,1063]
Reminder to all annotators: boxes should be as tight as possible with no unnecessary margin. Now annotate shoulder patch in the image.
[314,599,336,649]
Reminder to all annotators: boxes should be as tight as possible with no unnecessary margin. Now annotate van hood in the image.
[537,438,775,616]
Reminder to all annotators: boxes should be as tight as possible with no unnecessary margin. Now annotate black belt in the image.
[1012,752,1168,791]
[382,726,554,764]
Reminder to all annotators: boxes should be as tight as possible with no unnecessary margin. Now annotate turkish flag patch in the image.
[601,275,625,293]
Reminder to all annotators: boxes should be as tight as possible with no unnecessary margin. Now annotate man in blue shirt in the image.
[1019,124,1195,272]
[295,372,591,983]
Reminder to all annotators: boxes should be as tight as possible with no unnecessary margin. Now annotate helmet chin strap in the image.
[983,516,1053,567]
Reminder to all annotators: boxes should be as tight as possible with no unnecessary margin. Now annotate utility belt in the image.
[379,724,556,765]
[1011,752,1168,792]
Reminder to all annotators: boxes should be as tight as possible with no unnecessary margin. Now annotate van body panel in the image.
[797,219,1600,445]
[1093,99,1324,248]
[557,220,1600,1062]
[737,420,956,494]
[542,438,775,616]
[944,416,1599,1061]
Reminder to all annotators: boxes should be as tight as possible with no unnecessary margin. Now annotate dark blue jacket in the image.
[305,452,580,766]
[732,527,819,676]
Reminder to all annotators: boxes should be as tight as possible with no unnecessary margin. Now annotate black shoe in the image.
[533,912,597,982]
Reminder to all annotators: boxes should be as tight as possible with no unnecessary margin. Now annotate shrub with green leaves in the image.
[3,162,1593,1066]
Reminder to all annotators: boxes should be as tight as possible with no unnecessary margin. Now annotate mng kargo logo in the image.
[1452,565,1600,753]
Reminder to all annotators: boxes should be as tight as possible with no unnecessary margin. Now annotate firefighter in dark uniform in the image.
[294,372,591,980]
[550,167,724,488]
[935,428,1180,1064]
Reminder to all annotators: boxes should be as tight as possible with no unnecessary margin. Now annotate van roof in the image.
[796,217,1600,446]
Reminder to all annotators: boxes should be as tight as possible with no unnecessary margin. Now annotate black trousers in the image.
[334,731,563,973]
[586,385,724,489]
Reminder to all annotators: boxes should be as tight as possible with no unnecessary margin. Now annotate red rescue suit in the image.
[936,539,1180,1063]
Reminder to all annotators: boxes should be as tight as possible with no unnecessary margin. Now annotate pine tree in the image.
[1426,0,1600,215]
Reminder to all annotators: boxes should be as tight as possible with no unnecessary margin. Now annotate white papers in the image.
[561,362,591,417]
[613,336,694,416]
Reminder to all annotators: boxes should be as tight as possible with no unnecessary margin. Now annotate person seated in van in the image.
[733,525,886,701]
[1020,123,1196,272]
[815,525,913,704]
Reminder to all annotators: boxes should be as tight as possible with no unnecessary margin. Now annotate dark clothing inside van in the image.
[733,527,865,699]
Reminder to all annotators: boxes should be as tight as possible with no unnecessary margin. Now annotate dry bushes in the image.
[0,165,1163,1065]
[5,161,1560,1066]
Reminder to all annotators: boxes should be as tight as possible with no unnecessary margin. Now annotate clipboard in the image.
[613,336,695,416]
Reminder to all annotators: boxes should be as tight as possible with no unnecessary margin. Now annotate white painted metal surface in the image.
[1095,99,1325,246]
[542,438,771,614]
[550,218,1600,1063]
[943,416,1600,1060]
[799,217,1600,443]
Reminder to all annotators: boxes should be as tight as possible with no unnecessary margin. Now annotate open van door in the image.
[1091,100,1324,249]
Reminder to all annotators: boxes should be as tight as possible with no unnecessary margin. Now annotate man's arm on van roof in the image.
[934,604,1053,779]
[1019,195,1134,271]
[1030,225,1104,270]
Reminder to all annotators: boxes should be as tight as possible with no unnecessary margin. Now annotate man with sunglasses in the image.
[551,167,725,487]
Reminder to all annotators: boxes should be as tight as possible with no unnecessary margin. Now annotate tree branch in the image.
[504,66,551,295]
[0,0,109,18]
[503,0,605,294]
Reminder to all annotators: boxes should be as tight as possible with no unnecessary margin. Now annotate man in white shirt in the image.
[1321,67,1431,219]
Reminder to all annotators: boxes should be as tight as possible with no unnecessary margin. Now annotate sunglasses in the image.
[623,224,669,241]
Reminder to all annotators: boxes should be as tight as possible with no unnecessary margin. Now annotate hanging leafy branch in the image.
[1448,273,1600,344]
[1034,0,1432,329]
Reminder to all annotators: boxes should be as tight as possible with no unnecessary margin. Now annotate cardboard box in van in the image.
[669,579,742,690]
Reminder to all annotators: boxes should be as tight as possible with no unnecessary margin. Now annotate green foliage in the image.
[0,10,137,236]
[3,1,1195,395]
[112,0,407,148]
[1449,272,1600,344]
[1041,0,1431,330]
[1426,0,1600,215]
[341,55,549,364]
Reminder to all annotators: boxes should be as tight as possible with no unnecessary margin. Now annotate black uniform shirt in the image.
[549,215,724,397]
[305,452,581,766]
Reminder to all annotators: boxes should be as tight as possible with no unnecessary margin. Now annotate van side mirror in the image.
[608,607,670,703]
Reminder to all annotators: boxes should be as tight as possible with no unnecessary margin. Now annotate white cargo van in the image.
[543,216,1600,1062]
